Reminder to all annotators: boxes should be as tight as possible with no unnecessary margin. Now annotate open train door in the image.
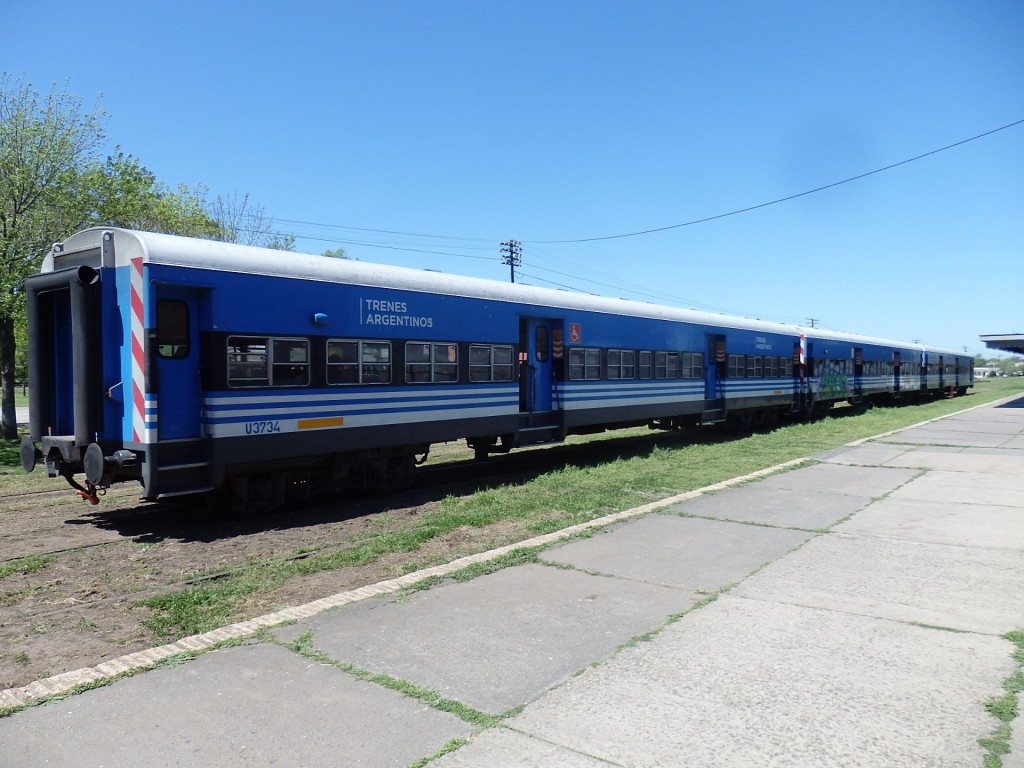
[516,316,564,445]
[853,348,864,402]
[519,317,558,413]
[702,334,726,422]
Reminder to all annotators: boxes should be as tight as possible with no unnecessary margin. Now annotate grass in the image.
[979,630,1024,767]
[8,379,1024,642]
[136,380,1023,640]
[0,555,55,581]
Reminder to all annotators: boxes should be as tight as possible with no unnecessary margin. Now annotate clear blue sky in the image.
[6,1,1023,355]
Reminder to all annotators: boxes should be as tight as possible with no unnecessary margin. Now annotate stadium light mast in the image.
[499,240,522,283]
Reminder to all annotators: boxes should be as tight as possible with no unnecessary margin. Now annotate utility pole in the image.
[499,240,522,283]
[806,317,819,328]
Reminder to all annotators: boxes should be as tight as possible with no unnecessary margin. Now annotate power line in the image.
[268,217,493,245]
[526,117,1024,244]
[261,118,1022,254]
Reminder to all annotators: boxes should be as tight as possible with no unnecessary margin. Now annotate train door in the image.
[938,355,945,390]
[153,286,204,440]
[519,317,557,413]
[853,348,864,401]
[893,351,901,397]
[704,334,726,419]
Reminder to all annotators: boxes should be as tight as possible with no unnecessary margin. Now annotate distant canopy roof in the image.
[980,334,1024,355]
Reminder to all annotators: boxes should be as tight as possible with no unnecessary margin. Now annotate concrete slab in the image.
[907,418,1023,435]
[750,462,920,496]
[432,726,614,767]
[735,532,1024,634]
[540,515,813,587]
[889,469,1024,507]
[838,496,1024,550]
[276,563,693,714]
[507,596,1013,768]
[884,447,1024,474]
[0,642,472,767]
[814,442,912,466]
[878,428,1012,448]
[664,481,870,529]
[1006,718,1024,768]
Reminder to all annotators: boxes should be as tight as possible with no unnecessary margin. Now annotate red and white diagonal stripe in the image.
[129,257,148,443]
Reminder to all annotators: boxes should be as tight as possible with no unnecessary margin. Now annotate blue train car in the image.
[20,228,973,506]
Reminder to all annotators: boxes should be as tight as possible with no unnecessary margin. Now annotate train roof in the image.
[47,228,966,357]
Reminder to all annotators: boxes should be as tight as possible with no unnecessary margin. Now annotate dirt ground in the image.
[0,469,532,693]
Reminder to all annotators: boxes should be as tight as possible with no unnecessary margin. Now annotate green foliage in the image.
[267,233,296,251]
[0,554,54,581]
[0,74,295,437]
[0,74,109,305]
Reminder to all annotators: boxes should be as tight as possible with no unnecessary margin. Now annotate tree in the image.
[322,246,351,259]
[0,74,293,438]
[1,74,108,438]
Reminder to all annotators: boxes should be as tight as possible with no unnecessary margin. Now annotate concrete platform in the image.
[539,514,813,589]
[273,562,694,715]
[2,394,1022,767]
[663,463,918,529]
[502,596,1013,767]
[1,642,472,767]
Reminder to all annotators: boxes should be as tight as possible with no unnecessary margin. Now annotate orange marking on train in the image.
[298,416,345,430]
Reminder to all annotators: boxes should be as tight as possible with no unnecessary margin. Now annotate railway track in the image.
[0,425,708,691]
[1,428,681,566]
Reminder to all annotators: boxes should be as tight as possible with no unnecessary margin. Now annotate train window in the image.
[493,345,514,381]
[689,352,704,379]
[469,344,515,382]
[362,341,392,383]
[638,351,652,379]
[568,347,601,380]
[328,340,392,385]
[434,343,458,382]
[327,340,359,384]
[784,357,793,377]
[727,354,745,378]
[406,342,458,383]
[272,338,310,387]
[608,350,635,380]
[156,300,189,359]
[666,352,679,379]
[747,356,763,377]
[228,337,269,387]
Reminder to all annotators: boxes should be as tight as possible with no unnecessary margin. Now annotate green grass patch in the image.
[0,554,55,581]
[978,630,1024,767]
[0,434,25,470]
[136,382,1024,641]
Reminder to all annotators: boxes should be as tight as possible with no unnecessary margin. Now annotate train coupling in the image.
[83,443,139,488]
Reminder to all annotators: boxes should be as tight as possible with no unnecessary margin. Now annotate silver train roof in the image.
[47,228,964,357]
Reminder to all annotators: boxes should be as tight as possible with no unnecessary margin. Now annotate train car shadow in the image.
[73,397,940,545]
[73,421,781,545]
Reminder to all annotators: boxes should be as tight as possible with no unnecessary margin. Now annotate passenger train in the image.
[20,228,973,506]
